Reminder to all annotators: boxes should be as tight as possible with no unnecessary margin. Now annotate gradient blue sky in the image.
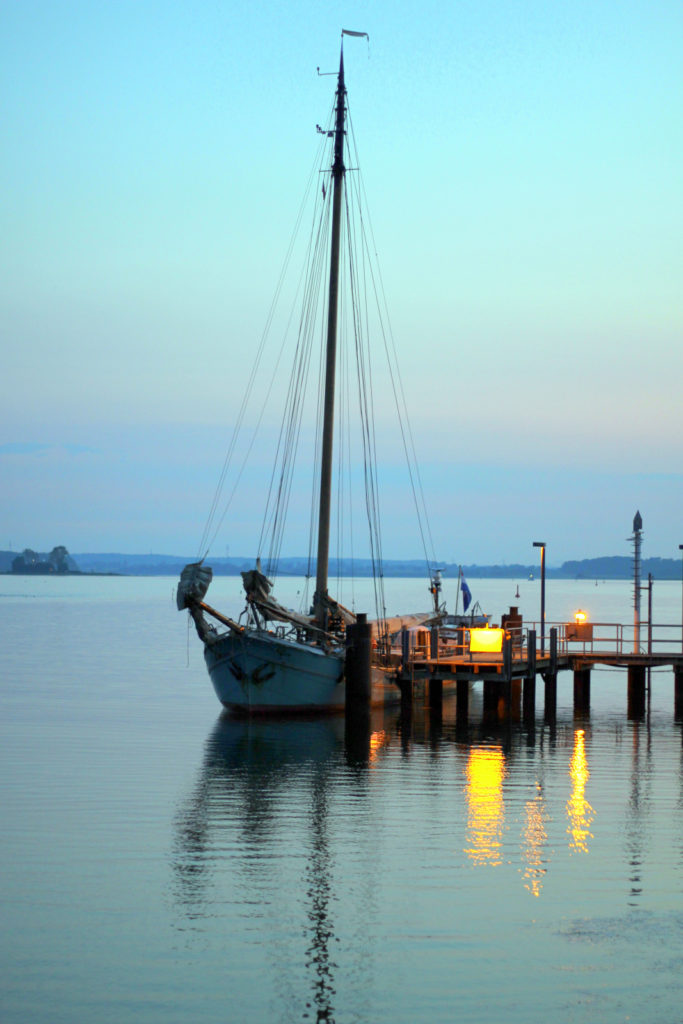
[2,0,682,565]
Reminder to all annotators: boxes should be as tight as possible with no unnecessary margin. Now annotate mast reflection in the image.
[521,782,548,896]
[172,715,346,1022]
[566,728,594,853]
[464,746,506,866]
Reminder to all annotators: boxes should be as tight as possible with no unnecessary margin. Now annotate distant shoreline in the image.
[2,559,682,581]
[2,570,122,577]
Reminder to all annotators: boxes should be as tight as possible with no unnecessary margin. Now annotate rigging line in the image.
[366,282,436,573]
[334,212,353,601]
[256,185,331,568]
[345,189,386,625]
[347,182,384,579]
[346,119,437,572]
[199,110,333,559]
[347,115,434,564]
[305,284,326,587]
[339,295,356,610]
[334,236,357,607]
[262,170,333,572]
[305,222,334,583]
[256,155,333,563]
[342,292,357,612]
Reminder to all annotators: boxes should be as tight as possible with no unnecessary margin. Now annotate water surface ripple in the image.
[2,577,683,1022]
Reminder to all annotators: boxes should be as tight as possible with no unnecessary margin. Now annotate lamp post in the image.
[533,541,546,655]
[679,544,683,653]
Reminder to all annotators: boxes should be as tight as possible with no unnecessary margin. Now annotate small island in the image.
[10,546,80,575]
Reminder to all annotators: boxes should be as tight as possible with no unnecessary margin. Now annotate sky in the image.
[2,0,682,566]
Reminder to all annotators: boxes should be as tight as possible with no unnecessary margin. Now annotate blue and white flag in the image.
[461,575,472,612]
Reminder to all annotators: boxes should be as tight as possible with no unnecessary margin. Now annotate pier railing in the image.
[407,621,683,665]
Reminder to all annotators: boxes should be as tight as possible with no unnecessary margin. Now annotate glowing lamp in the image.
[567,610,593,642]
[470,627,504,654]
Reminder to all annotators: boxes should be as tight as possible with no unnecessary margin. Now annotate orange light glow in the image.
[574,609,588,623]
[464,747,506,866]
[566,728,595,853]
[469,627,504,654]
[369,730,391,763]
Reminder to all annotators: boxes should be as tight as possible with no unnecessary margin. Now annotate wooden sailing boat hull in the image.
[204,629,400,715]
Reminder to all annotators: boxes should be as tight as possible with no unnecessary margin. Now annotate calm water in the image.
[2,575,683,1023]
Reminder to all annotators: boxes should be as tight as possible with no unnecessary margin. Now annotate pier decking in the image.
[394,620,683,720]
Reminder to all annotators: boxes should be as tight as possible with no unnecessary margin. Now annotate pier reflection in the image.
[170,688,670,1015]
[566,728,594,853]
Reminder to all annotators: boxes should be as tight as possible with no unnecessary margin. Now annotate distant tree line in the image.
[11,546,77,574]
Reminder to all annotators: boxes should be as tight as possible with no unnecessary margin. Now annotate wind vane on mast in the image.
[342,29,370,55]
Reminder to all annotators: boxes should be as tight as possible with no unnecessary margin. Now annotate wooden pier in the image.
[393,620,683,722]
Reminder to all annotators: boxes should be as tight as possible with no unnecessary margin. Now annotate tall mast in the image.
[314,47,346,627]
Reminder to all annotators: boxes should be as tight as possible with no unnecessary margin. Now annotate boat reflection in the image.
[172,714,346,1022]
[463,746,506,866]
[566,728,594,853]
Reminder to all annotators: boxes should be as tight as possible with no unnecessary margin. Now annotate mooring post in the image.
[401,625,410,666]
[573,666,591,713]
[456,677,468,726]
[542,629,558,722]
[430,625,439,661]
[345,612,372,713]
[399,626,413,709]
[428,674,443,712]
[544,672,557,721]
[344,613,371,759]
[674,664,683,722]
[524,630,537,721]
[627,663,647,720]
[399,676,413,710]
[503,636,513,717]
[483,680,499,723]
[549,628,558,675]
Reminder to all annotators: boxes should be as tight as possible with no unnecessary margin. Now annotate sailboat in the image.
[427,567,490,630]
[177,35,431,714]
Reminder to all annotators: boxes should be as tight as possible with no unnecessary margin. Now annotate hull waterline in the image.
[204,629,401,715]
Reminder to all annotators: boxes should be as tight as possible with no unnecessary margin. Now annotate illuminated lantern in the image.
[567,610,593,641]
[469,627,505,654]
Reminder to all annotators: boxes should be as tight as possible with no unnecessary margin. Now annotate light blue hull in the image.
[204,629,400,714]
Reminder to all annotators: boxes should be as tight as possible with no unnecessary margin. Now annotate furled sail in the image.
[241,567,356,633]
[241,567,316,631]
[177,562,213,610]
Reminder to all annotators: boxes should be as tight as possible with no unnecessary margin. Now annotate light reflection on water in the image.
[464,747,506,866]
[567,728,595,853]
[3,577,683,1023]
[167,704,683,1022]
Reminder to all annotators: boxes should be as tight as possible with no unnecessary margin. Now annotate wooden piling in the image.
[524,630,536,721]
[675,665,683,722]
[428,676,443,712]
[627,664,647,720]
[549,627,558,675]
[345,613,371,713]
[574,667,591,713]
[483,680,499,723]
[544,672,557,722]
[456,678,469,726]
